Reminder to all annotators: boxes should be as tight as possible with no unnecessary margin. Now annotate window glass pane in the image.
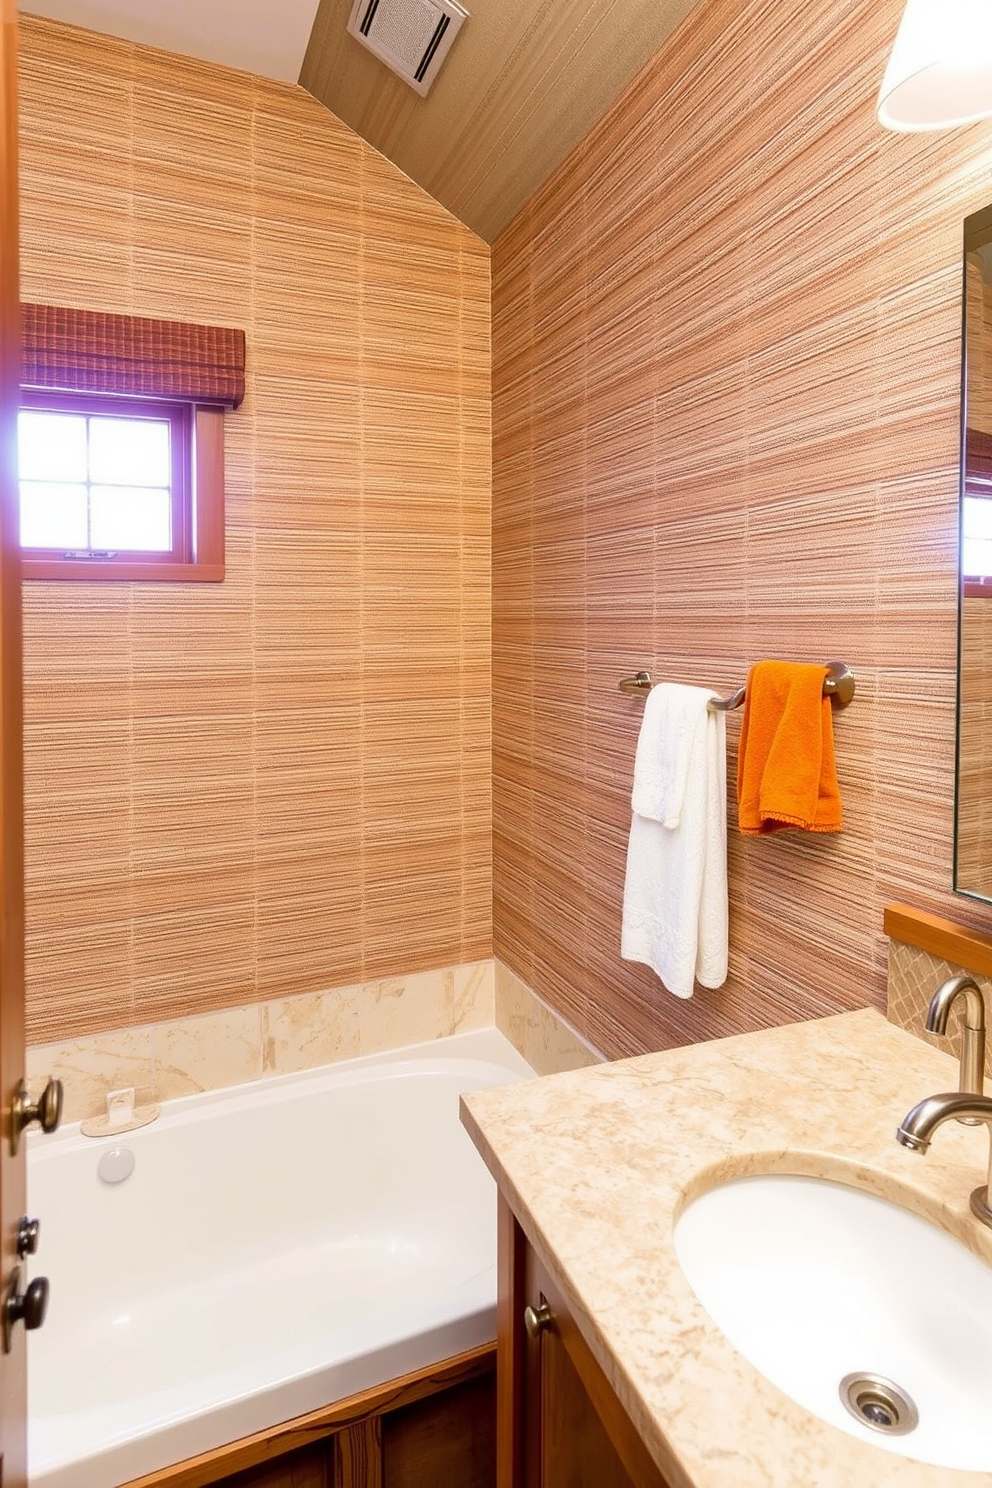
[18,411,87,483]
[90,486,171,551]
[964,496,992,577]
[19,481,89,549]
[965,495,992,540]
[89,417,171,488]
[964,537,992,579]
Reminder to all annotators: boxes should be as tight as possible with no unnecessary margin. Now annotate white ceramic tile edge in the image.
[26,957,496,1121]
[494,958,603,1074]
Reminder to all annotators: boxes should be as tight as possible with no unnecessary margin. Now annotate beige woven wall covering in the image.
[19,16,491,1043]
[491,0,992,1058]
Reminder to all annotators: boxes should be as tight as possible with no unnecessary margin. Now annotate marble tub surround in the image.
[887,908,992,1082]
[494,960,602,1075]
[461,1009,992,1488]
[29,959,495,1122]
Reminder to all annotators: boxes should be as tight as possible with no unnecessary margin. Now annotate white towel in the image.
[621,682,728,998]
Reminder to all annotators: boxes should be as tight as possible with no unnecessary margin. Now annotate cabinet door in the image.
[497,1198,670,1488]
[529,1266,633,1487]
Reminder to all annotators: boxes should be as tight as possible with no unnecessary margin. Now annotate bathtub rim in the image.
[27,1023,535,1159]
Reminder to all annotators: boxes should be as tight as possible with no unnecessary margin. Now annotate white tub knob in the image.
[97,1147,135,1185]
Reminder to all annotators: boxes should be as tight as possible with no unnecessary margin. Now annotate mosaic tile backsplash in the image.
[887,938,992,1081]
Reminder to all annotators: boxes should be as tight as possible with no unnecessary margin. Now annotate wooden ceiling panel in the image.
[300,0,703,242]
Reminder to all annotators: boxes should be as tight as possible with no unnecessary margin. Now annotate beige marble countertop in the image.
[461,1008,992,1488]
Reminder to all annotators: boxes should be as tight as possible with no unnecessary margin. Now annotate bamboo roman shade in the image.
[21,304,246,408]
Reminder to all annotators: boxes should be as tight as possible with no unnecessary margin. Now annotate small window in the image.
[18,393,225,583]
[19,302,243,583]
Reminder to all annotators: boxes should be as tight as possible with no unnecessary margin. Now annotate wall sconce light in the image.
[877,0,992,130]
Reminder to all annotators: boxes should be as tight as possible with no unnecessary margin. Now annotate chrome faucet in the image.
[896,1093,992,1228]
[925,974,987,1120]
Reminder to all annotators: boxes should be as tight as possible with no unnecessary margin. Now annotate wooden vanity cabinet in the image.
[497,1197,671,1488]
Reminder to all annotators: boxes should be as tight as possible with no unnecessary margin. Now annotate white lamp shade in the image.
[877,0,992,131]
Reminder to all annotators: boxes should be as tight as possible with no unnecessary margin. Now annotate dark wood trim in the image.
[332,1418,382,1488]
[497,1195,525,1488]
[884,903,992,980]
[963,582,992,599]
[0,1,26,1482]
[121,1344,495,1488]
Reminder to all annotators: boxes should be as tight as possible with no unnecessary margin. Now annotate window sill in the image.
[22,559,225,582]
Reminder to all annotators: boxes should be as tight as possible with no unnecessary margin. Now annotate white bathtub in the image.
[27,1026,532,1488]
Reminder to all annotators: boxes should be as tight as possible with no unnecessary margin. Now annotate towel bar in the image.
[618,661,855,711]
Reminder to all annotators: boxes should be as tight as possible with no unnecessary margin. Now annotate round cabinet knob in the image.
[524,1300,553,1339]
[10,1078,63,1154]
[2,1268,49,1353]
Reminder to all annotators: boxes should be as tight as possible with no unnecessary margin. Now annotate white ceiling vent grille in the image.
[347,0,468,96]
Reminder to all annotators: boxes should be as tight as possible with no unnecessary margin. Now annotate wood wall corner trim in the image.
[883,903,992,980]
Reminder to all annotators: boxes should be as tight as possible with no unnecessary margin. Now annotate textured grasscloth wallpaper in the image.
[18,17,491,1044]
[22,0,992,1060]
[492,0,992,1058]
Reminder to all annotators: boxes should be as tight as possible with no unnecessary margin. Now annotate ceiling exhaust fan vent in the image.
[347,0,469,97]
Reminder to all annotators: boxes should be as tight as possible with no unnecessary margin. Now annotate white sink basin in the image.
[674,1175,992,1471]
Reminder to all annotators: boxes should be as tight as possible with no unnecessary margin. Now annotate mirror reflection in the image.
[957,208,992,900]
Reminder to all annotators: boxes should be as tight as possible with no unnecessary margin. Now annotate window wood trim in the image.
[21,402,225,583]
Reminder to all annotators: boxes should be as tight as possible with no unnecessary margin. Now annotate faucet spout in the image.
[926,975,987,1038]
[898,1091,992,1146]
[925,975,987,1112]
[896,1090,992,1228]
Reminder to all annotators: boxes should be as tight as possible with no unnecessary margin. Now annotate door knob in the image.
[2,1267,49,1353]
[10,1077,63,1155]
[523,1299,553,1338]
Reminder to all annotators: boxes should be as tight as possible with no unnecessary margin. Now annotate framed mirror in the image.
[956,204,992,902]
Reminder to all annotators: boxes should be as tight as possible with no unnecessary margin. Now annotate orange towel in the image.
[736,661,842,835]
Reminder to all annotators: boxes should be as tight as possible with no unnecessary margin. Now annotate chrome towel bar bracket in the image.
[618,661,855,712]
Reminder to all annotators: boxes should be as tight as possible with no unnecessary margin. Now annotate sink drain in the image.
[840,1373,919,1436]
